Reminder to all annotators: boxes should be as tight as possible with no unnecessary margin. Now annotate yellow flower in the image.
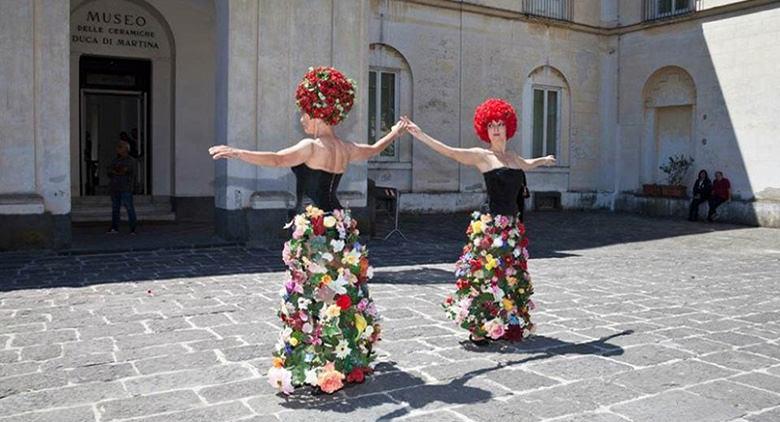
[289,337,299,347]
[507,277,517,286]
[355,313,367,334]
[471,220,483,235]
[502,298,515,311]
[272,357,285,368]
[484,254,497,271]
[321,274,333,286]
[325,304,341,319]
[517,288,525,294]
[306,205,324,218]
[324,216,337,228]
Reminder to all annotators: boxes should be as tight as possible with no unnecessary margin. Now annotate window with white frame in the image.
[531,87,560,158]
[368,69,399,160]
[644,0,697,21]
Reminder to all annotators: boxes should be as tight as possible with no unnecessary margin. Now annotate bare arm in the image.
[403,117,484,167]
[209,139,314,168]
[348,120,406,162]
[514,154,556,171]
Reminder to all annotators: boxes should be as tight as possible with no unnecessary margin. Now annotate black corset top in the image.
[482,167,526,216]
[291,164,343,212]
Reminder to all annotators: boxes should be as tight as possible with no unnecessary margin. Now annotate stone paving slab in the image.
[1,212,780,421]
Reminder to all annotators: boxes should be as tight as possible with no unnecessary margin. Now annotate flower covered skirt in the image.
[443,211,535,341]
[267,206,381,395]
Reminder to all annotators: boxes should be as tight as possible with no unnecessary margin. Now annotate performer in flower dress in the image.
[401,99,555,345]
[210,66,406,393]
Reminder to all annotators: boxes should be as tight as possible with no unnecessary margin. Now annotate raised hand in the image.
[390,119,407,137]
[209,145,241,160]
[401,116,422,138]
[543,155,556,166]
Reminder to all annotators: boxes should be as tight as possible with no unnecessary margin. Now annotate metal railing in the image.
[643,0,701,21]
[522,0,573,22]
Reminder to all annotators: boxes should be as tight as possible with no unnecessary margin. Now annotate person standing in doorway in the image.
[107,140,137,235]
[688,170,711,222]
[708,171,731,222]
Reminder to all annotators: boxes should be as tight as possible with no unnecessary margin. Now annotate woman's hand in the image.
[401,116,422,138]
[209,145,242,160]
[390,119,407,138]
[542,155,556,166]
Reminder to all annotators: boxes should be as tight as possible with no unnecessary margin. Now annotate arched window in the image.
[368,44,412,162]
[522,66,570,166]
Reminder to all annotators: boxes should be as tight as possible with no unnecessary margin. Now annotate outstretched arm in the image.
[515,154,556,171]
[209,139,314,168]
[348,120,407,162]
[403,117,483,167]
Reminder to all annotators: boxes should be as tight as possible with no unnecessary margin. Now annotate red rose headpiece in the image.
[295,66,356,126]
[473,98,518,143]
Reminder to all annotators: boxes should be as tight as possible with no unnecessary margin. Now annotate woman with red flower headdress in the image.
[210,66,406,394]
[402,98,554,345]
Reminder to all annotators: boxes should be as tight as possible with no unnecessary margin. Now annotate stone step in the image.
[72,200,175,222]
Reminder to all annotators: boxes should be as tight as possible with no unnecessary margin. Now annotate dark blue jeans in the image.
[111,192,137,231]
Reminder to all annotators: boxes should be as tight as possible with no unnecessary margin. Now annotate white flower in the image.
[508,238,516,247]
[331,239,345,253]
[302,322,313,334]
[320,252,334,263]
[362,325,374,339]
[298,298,312,309]
[329,274,348,295]
[513,247,521,258]
[281,326,293,341]
[335,340,351,359]
[492,237,504,248]
[308,261,327,274]
[267,367,294,395]
[366,266,374,279]
[304,367,319,386]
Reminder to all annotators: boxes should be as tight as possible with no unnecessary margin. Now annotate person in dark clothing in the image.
[107,141,137,234]
[708,171,731,222]
[688,169,711,221]
[120,131,140,159]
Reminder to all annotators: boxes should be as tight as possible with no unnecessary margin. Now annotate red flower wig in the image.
[473,98,518,143]
[295,66,356,126]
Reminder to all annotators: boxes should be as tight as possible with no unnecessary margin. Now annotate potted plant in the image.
[659,154,694,198]
[642,183,661,197]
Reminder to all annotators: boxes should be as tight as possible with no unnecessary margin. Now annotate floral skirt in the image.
[443,211,535,341]
[267,206,381,395]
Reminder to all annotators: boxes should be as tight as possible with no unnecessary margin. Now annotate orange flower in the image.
[272,357,285,368]
[317,362,345,394]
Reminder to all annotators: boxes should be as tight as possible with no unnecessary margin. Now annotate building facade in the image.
[1,0,778,249]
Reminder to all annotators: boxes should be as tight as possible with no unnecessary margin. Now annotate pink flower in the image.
[357,298,369,312]
[528,300,536,311]
[267,367,294,395]
[484,318,506,340]
[317,362,345,394]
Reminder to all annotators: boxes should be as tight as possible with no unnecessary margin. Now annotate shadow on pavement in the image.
[274,330,633,419]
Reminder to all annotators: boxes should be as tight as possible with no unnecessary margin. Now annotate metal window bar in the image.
[643,0,700,22]
[522,0,572,22]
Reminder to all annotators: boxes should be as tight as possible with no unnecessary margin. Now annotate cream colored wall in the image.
[617,3,780,200]
[0,0,70,215]
[214,0,369,212]
[369,0,608,199]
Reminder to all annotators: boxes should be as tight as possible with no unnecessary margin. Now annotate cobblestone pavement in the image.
[1,212,779,422]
